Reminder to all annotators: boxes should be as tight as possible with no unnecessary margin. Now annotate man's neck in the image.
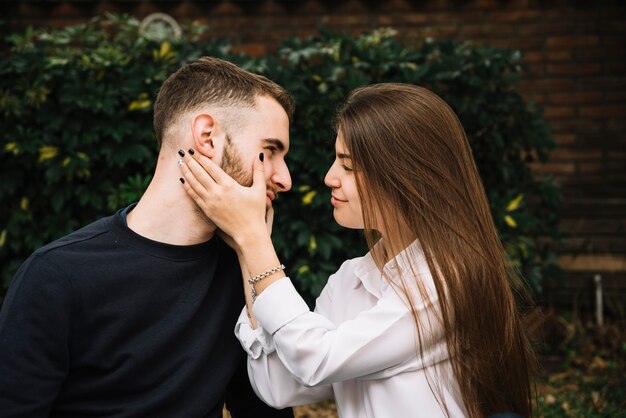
[126,151,217,245]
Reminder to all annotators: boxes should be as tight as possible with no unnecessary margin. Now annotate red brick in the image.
[380,0,413,13]
[255,1,286,15]
[523,51,543,63]
[606,62,626,74]
[336,0,369,14]
[517,22,574,36]
[531,162,576,174]
[603,36,626,47]
[546,50,572,61]
[94,2,124,16]
[547,36,600,48]
[18,2,47,18]
[295,0,328,15]
[544,106,575,118]
[466,0,501,9]
[579,77,626,89]
[554,134,578,146]
[430,12,482,23]
[49,2,84,18]
[549,120,604,134]
[548,92,603,105]
[547,63,601,75]
[461,24,517,37]
[579,163,605,174]
[211,1,244,16]
[397,13,430,25]
[604,90,626,103]
[232,43,267,57]
[169,2,205,18]
[520,79,576,91]
[605,20,626,32]
[580,105,626,118]
[551,149,602,161]
[490,10,543,22]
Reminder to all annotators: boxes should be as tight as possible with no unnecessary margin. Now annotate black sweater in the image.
[0,208,292,418]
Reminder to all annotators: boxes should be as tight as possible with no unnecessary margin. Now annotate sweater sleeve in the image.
[0,254,72,415]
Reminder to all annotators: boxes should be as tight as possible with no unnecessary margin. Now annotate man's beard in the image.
[194,134,272,228]
[221,134,252,187]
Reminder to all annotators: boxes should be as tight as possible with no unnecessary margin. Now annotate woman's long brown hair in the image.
[336,83,537,417]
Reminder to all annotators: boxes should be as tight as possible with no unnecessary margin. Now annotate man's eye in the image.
[265,146,277,154]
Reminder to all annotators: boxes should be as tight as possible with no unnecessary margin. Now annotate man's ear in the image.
[191,114,217,158]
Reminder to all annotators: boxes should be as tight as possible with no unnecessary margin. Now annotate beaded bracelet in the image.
[248,264,285,300]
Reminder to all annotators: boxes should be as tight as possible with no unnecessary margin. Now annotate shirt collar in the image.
[353,239,424,298]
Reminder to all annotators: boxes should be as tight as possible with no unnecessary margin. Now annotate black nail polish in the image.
[179,177,185,184]
[188,148,195,155]
[178,149,185,157]
[259,153,264,162]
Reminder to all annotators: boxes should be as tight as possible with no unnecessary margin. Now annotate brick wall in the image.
[3,0,625,310]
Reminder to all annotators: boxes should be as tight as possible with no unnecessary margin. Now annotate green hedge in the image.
[0,16,561,303]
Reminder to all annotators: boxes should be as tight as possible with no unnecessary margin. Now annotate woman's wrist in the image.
[234,226,272,250]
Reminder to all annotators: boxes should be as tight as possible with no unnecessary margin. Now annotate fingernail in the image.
[179,177,185,184]
[178,149,185,157]
[259,153,264,162]
[188,148,195,155]
[178,159,183,166]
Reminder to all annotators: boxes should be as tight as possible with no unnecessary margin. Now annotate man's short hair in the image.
[153,57,294,147]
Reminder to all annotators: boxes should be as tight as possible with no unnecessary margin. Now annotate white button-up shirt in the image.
[235,241,467,418]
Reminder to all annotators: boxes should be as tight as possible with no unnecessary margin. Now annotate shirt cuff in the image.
[234,307,276,359]
[252,277,310,335]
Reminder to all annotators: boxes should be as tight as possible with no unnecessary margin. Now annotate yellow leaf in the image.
[297,265,310,274]
[78,168,91,179]
[309,236,317,252]
[77,152,89,161]
[20,197,29,210]
[0,229,6,248]
[504,215,517,228]
[312,75,322,82]
[38,146,58,163]
[298,185,311,192]
[506,194,523,212]
[5,142,17,152]
[302,190,316,205]
[63,157,71,167]
[128,99,152,111]
[159,41,171,58]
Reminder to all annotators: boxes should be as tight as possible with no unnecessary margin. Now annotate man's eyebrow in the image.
[262,138,285,151]
[337,153,352,159]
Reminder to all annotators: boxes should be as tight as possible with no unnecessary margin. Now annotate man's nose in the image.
[272,161,292,192]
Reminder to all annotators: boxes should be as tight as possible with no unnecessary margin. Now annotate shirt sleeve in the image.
[0,255,72,415]
[234,308,333,409]
[252,276,447,387]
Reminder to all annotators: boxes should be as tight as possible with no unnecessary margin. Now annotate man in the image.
[0,57,295,417]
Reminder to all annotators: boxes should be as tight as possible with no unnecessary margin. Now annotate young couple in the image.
[0,57,534,417]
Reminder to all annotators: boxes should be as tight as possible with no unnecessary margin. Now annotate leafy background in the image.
[0,16,560,304]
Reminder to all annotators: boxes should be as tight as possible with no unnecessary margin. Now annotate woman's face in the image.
[324,134,365,229]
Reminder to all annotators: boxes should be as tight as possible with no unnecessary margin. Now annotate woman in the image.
[179,83,536,417]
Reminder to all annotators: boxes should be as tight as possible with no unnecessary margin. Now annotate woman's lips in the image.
[331,195,347,206]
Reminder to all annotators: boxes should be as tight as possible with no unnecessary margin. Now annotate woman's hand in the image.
[179,149,269,245]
